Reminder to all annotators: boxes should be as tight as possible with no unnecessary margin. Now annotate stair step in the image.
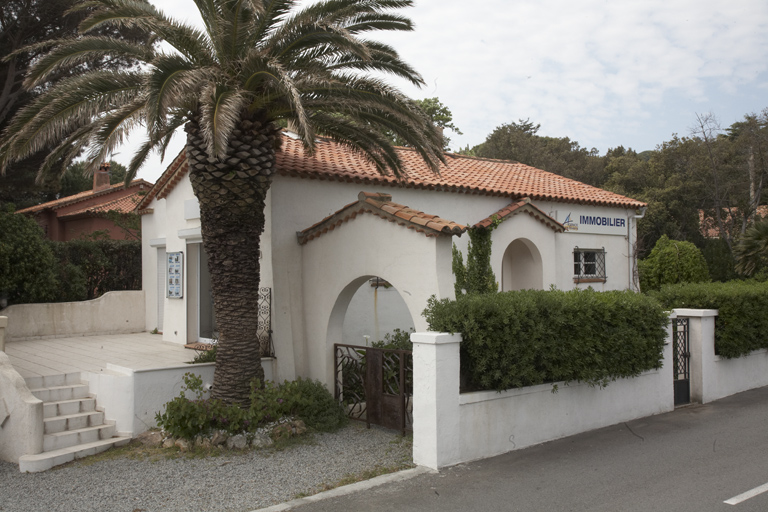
[19,436,131,473]
[43,423,116,452]
[44,411,105,434]
[30,384,89,403]
[25,373,82,390]
[43,397,96,419]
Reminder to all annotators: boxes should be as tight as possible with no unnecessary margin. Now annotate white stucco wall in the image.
[142,172,640,385]
[411,329,675,470]
[0,352,43,463]
[3,291,145,341]
[677,309,768,404]
[299,213,454,388]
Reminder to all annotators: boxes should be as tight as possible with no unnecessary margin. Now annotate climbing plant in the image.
[453,217,500,296]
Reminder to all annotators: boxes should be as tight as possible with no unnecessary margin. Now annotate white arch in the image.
[501,238,544,291]
[300,214,454,388]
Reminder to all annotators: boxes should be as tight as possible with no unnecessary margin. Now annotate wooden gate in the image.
[334,344,413,435]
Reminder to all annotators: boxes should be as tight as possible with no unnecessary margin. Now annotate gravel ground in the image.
[0,423,412,512]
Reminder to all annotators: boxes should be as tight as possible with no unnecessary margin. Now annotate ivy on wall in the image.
[452,216,501,296]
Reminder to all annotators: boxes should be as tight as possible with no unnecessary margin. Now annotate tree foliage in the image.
[0,1,147,209]
[638,235,710,292]
[0,205,59,304]
[734,220,768,276]
[474,119,607,186]
[0,0,444,405]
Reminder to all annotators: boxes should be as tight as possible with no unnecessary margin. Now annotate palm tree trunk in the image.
[185,112,279,406]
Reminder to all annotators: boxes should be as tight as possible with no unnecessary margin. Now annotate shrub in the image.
[639,235,710,292]
[156,373,346,439]
[277,378,348,432]
[49,239,141,300]
[0,207,59,305]
[371,328,414,350]
[423,288,668,392]
[652,280,768,358]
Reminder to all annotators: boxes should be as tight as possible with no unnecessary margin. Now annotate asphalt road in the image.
[287,386,768,512]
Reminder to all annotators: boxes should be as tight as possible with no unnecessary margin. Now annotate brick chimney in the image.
[93,162,111,192]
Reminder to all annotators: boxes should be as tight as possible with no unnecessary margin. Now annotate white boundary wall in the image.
[3,291,145,341]
[676,309,768,404]
[84,358,276,436]
[412,323,677,470]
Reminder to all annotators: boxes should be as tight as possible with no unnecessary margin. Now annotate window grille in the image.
[573,248,606,282]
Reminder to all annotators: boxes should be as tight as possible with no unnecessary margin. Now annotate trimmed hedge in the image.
[49,239,142,301]
[423,289,668,392]
[652,281,768,358]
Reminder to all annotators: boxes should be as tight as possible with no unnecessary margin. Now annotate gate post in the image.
[411,332,461,470]
[674,309,718,404]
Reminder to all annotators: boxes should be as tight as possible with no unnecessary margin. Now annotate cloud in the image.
[127,0,768,182]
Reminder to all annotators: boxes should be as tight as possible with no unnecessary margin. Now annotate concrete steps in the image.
[18,374,131,473]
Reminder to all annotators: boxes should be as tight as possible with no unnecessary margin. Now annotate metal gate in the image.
[334,344,413,435]
[673,318,691,406]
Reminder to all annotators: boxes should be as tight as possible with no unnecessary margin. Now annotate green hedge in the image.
[652,281,768,358]
[49,239,142,301]
[423,289,668,392]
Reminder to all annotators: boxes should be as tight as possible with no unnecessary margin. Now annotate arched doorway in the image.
[342,276,416,346]
[501,238,544,291]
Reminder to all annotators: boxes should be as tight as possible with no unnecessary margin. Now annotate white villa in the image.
[137,133,647,388]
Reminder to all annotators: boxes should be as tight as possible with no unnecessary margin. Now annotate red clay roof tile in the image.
[297,191,467,245]
[140,132,646,213]
[18,179,152,215]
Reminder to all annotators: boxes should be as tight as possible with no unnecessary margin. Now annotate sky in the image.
[121,0,768,183]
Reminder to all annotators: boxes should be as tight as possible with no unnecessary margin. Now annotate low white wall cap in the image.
[410,332,462,345]
[673,308,719,317]
[149,238,167,247]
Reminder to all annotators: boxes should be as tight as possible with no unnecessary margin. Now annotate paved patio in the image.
[4,332,197,379]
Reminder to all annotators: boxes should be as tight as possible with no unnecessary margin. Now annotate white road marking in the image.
[725,482,768,505]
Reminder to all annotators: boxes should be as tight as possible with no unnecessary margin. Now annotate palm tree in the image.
[735,221,768,276]
[0,0,444,405]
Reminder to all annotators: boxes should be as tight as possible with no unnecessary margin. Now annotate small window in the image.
[573,248,606,282]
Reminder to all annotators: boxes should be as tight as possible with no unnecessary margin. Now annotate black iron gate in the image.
[673,317,690,406]
[334,344,412,435]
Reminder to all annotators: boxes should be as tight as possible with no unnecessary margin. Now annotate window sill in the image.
[573,277,606,284]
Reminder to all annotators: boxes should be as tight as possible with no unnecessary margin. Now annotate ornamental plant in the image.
[424,288,668,392]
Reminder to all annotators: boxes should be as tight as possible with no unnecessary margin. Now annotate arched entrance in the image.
[342,276,416,346]
[501,238,544,291]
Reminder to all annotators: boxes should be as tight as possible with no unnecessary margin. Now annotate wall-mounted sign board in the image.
[167,252,183,298]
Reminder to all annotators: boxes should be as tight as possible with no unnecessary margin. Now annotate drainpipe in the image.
[628,207,647,292]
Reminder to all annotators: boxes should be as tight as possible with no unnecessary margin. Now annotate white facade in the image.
[141,172,642,389]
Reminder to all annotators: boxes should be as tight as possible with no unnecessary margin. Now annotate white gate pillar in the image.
[411,332,462,470]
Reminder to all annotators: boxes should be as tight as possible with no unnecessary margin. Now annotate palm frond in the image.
[23,37,155,89]
[199,84,247,157]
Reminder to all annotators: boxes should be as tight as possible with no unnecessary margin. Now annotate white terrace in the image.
[0,292,234,473]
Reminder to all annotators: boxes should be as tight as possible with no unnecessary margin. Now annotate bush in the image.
[652,280,768,358]
[277,378,348,432]
[0,207,59,304]
[639,235,710,292]
[155,373,346,439]
[49,239,141,300]
[423,288,668,392]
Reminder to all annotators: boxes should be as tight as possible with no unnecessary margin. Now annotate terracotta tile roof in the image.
[277,136,646,208]
[17,179,152,215]
[474,198,565,232]
[60,191,145,218]
[140,133,645,212]
[297,191,467,245]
